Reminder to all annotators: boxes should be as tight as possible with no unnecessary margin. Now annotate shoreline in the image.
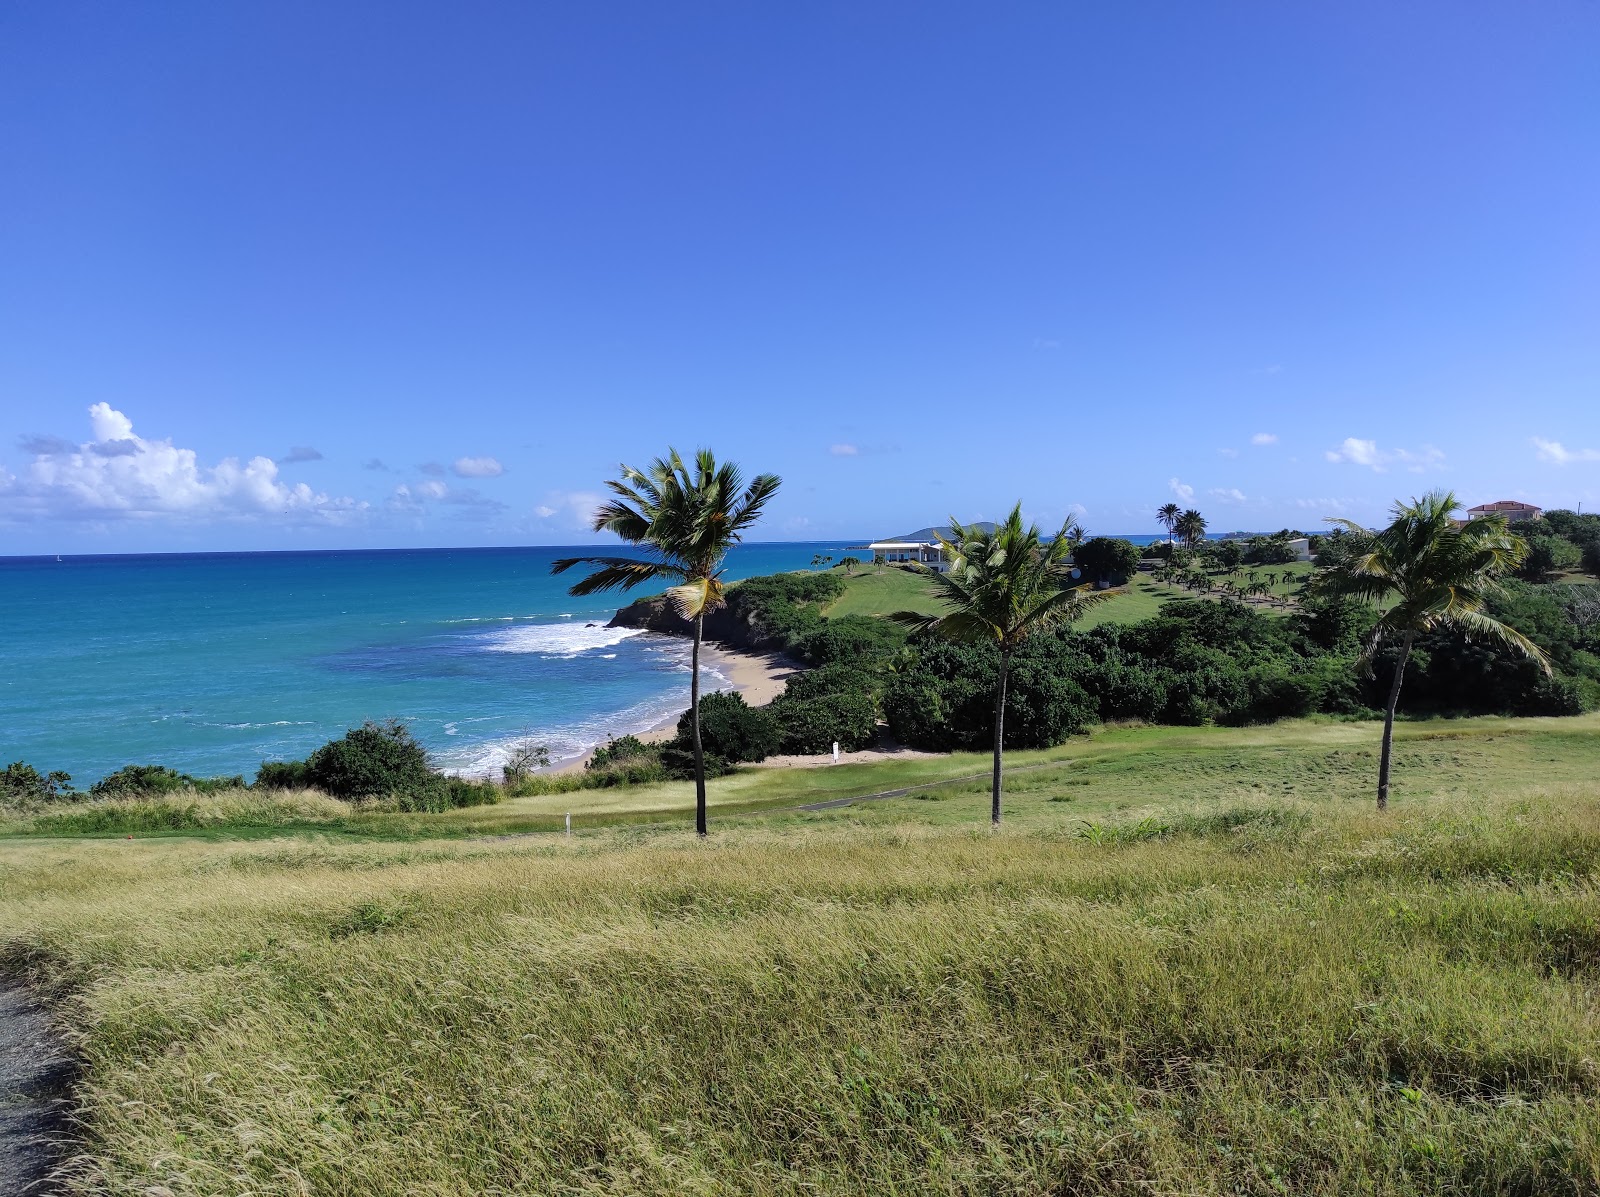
[548,642,806,775]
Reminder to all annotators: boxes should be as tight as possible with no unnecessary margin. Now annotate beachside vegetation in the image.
[2,716,1597,1194]
[553,447,782,837]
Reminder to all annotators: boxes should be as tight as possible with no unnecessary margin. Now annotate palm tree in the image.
[1156,502,1181,549]
[890,505,1111,827]
[1318,490,1548,810]
[552,449,781,836]
[1175,508,1208,550]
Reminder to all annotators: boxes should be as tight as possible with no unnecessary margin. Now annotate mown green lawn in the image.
[3,714,1598,1195]
[822,564,948,618]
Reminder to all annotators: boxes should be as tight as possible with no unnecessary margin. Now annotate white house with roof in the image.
[866,540,950,571]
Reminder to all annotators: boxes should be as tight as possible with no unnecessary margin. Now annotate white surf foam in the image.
[479,622,645,658]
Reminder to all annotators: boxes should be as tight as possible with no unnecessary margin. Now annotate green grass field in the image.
[4,714,1598,1194]
[822,564,949,618]
[822,560,1317,632]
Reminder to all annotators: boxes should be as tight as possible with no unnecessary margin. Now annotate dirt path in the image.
[0,983,73,1195]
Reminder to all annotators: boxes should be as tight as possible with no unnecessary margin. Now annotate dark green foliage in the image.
[1516,533,1581,581]
[589,735,652,769]
[1378,580,1600,716]
[721,571,845,651]
[674,691,780,763]
[1073,537,1142,584]
[779,662,885,707]
[305,720,437,802]
[885,638,1095,751]
[90,764,244,797]
[767,691,878,754]
[797,614,906,666]
[254,760,310,789]
[1585,541,1600,578]
[1211,539,1245,570]
[581,735,670,787]
[1,761,76,807]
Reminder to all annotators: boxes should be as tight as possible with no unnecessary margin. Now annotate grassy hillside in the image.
[822,560,1318,631]
[3,716,1598,1194]
[821,564,948,618]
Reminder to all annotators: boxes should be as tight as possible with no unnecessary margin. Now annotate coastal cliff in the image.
[608,595,790,654]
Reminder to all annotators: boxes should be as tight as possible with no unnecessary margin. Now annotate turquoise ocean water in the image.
[0,543,860,784]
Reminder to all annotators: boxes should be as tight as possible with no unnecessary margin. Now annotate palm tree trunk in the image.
[692,613,707,836]
[1377,631,1414,812]
[991,651,1010,828]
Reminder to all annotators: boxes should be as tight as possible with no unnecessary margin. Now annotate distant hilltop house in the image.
[1284,537,1314,562]
[1467,500,1542,525]
[864,523,996,574]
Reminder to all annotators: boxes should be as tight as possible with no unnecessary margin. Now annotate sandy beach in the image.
[550,643,807,773]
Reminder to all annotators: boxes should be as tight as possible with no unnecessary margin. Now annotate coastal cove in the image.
[0,543,857,785]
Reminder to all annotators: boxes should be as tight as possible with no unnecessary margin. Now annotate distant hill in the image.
[889,522,997,542]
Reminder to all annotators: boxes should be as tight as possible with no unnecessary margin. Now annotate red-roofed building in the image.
[1466,500,1542,524]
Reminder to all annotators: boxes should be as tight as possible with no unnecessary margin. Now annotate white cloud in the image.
[452,455,504,478]
[528,490,601,529]
[1532,437,1600,465]
[1251,432,1278,446]
[1218,447,1239,458]
[282,446,323,463]
[1208,487,1247,504]
[1168,477,1194,502]
[1324,437,1444,473]
[417,480,448,500]
[829,443,859,457]
[0,404,367,524]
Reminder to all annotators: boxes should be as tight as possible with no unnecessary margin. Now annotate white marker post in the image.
[832,741,840,765]
[565,812,571,837]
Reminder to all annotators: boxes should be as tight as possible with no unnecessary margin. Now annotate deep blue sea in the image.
[0,542,863,785]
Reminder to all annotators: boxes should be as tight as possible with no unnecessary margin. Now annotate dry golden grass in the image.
[2,718,1598,1194]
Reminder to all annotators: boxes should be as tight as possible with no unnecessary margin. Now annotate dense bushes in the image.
[1,761,78,810]
[675,691,779,764]
[797,614,906,666]
[304,720,435,800]
[90,764,245,797]
[719,571,845,650]
[766,691,878,754]
[1073,537,1141,585]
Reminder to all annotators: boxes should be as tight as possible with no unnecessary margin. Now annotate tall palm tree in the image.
[1175,508,1208,550]
[1318,490,1548,811]
[1156,502,1181,548]
[552,449,781,836]
[891,505,1111,827]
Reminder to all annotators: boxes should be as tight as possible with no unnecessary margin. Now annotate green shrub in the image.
[1,761,77,810]
[797,615,906,666]
[1074,537,1143,584]
[779,663,883,706]
[768,692,879,754]
[305,720,437,801]
[674,691,780,763]
[588,735,653,770]
[254,760,310,789]
[89,764,245,798]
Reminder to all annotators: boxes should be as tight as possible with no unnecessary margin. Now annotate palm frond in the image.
[549,556,687,596]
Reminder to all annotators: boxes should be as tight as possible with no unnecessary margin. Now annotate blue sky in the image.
[2,2,1597,553]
